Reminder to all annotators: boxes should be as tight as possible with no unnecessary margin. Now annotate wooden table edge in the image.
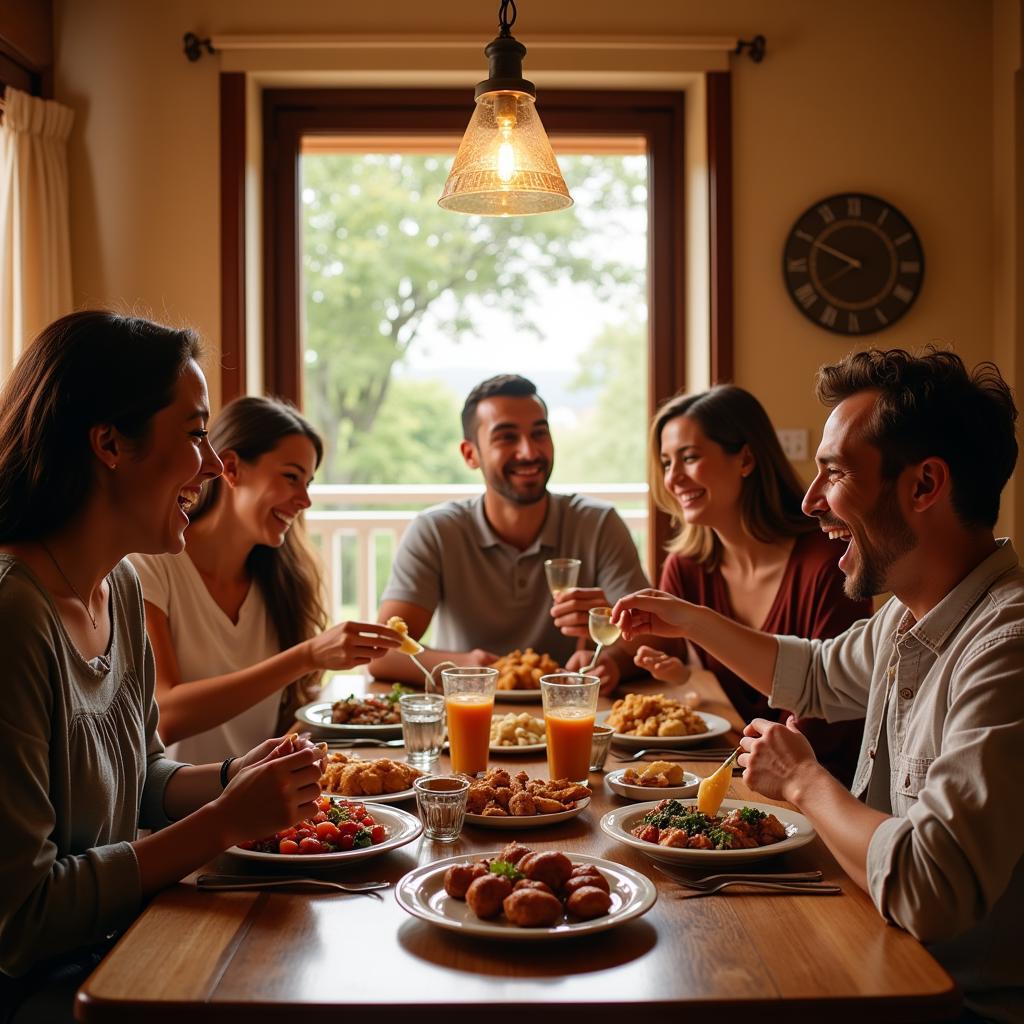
[76,989,963,1024]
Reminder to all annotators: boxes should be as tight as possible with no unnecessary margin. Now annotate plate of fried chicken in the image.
[319,752,423,803]
[463,768,592,829]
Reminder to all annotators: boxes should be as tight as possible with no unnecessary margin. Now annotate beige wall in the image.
[54,0,1022,537]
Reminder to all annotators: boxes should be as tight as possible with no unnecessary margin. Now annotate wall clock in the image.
[782,192,924,336]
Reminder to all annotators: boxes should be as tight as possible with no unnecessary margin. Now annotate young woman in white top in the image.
[132,396,401,762]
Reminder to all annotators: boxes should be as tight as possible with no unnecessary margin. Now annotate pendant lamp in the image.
[439,0,572,216]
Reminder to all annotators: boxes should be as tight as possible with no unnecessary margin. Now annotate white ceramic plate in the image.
[464,797,590,830]
[494,688,543,704]
[596,709,732,749]
[599,798,816,865]
[489,739,547,755]
[320,786,417,804]
[605,767,700,801]
[296,699,402,739]
[395,851,656,940]
[228,802,422,865]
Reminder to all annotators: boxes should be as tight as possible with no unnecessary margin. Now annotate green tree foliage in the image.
[338,377,476,485]
[300,153,646,482]
[552,320,648,484]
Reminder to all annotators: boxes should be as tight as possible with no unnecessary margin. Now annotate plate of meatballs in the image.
[395,842,657,939]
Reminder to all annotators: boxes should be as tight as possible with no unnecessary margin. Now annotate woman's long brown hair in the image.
[649,385,814,569]
[0,311,201,541]
[188,397,328,729]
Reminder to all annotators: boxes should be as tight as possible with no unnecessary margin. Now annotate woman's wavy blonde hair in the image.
[649,385,814,568]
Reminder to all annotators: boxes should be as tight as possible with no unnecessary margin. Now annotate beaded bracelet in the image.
[220,756,238,789]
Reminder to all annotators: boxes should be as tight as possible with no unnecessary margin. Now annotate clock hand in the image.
[822,263,857,286]
[812,239,862,269]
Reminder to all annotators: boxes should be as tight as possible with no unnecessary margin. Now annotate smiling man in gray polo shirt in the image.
[371,374,649,692]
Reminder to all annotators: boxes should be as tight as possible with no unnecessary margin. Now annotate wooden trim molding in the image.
[219,72,247,404]
[706,70,734,385]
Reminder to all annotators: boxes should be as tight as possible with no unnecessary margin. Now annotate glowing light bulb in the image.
[494,95,518,185]
[497,138,516,183]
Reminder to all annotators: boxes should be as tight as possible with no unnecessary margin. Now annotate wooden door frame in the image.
[220,80,734,583]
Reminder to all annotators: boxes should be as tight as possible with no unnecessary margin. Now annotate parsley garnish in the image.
[488,860,524,882]
[384,683,413,705]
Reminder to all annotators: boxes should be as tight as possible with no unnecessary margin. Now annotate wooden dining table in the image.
[75,673,959,1023]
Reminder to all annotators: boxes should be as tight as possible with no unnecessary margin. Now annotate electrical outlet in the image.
[776,428,809,461]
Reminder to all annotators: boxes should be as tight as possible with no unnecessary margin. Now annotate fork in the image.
[196,873,390,898]
[651,863,825,888]
[324,738,405,748]
[614,748,737,762]
[674,879,842,898]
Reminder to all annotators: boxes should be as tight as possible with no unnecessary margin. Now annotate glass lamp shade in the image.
[438,90,572,216]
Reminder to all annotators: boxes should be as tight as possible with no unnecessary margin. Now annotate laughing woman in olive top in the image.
[636,386,871,786]
[0,312,324,1018]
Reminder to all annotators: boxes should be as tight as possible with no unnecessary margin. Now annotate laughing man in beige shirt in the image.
[615,349,1023,1024]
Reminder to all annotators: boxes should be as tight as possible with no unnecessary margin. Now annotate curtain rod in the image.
[183,32,765,63]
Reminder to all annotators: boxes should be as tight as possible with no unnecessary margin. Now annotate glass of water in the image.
[413,775,470,842]
[399,693,446,770]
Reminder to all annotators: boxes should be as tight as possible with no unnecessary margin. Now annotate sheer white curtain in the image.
[0,86,75,380]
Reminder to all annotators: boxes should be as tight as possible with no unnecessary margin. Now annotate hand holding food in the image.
[385,615,424,655]
[307,619,402,671]
[215,743,324,847]
[740,714,821,803]
[611,588,697,641]
[231,730,318,776]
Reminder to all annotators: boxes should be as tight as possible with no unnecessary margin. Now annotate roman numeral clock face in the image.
[783,193,924,335]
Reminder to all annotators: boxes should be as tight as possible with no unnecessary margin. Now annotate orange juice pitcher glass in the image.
[541,672,600,783]
[441,666,498,777]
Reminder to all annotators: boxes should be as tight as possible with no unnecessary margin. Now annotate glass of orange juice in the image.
[441,666,498,777]
[540,672,600,782]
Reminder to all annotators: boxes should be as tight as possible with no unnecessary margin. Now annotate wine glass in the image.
[544,558,581,599]
[585,606,621,671]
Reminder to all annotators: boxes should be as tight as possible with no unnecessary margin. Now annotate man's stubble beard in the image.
[843,481,917,601]
[486,460,553,507]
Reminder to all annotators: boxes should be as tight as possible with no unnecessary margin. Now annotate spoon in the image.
[582,643,604,674]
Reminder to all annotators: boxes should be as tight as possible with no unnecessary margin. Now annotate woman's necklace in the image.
[39,540,98,630]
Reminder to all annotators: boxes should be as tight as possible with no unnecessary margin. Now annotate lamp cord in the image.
[498,0,517,37]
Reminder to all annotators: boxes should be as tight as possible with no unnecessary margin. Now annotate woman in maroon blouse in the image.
[636,385,871,786]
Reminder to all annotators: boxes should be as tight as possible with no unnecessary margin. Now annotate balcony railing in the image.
[307,483,649,623]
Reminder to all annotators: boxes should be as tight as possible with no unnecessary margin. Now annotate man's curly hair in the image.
[815,347,1018,529]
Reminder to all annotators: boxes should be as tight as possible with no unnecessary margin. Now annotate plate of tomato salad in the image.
[229,795,422,864]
